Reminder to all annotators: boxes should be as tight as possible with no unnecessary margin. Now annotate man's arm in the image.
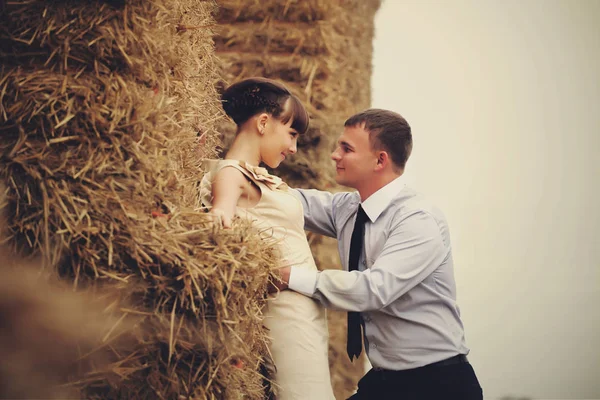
[287,210,448,312]
[283,188,352,295]
[291,188,350,238]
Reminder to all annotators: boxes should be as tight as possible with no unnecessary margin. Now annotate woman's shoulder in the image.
[201,159,289,192]
[201,158,242,173]
[199,160,246,208]
[200,159,251,183]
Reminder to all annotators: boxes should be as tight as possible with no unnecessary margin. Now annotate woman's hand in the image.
[209,208,233,228]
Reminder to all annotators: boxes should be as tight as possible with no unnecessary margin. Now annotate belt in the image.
[374,354,469,374]
[426,354,469,368]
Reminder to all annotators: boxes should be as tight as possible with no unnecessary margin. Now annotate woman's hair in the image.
[221,77,309,134]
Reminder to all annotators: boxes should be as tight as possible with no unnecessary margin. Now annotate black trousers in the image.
[347,357,482,400]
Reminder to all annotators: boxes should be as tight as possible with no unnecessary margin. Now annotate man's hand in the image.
[268,266,291,293]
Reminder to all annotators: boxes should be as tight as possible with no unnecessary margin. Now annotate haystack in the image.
[0,229,130,399]
[1,1,279,398]
[214,0,381,397]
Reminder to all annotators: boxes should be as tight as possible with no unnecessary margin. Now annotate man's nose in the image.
[331,148,341,160]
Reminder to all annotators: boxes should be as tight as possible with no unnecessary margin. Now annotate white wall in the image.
[371,1,600,399]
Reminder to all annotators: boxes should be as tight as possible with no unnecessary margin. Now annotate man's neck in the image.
[358,172,403,202]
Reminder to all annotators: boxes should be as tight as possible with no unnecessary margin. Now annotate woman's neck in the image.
[224,130,261,166]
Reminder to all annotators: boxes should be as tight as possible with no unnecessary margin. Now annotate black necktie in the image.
[347,204,369,361]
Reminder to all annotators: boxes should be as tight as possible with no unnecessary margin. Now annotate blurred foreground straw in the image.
[1,1,280,398]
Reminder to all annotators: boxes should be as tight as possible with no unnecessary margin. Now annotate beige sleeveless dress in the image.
[200,159,334,400]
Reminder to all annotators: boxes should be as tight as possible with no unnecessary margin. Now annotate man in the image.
[277,109,483,399]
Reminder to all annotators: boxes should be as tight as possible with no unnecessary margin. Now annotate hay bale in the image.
[0,258,124,399]
[0,186,125,399]
[214,0,381,397]
[1,1,278,398]
[215,0,381,188]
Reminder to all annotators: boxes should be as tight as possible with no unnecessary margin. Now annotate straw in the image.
[213,0,381,396]
[1,0,280,398]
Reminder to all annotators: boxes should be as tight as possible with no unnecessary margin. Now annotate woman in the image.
[200,78,335,399]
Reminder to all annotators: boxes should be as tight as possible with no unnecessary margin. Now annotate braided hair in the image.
[221,77,309,134]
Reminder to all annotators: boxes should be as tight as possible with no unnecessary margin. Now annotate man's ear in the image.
[375,151,389,171]
[256,113,269,135]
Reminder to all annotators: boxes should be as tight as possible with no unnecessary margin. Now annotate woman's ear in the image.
[256,113,269,135]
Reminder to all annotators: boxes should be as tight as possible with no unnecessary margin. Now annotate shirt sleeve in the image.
[288,266,318,296]
[291,188,343,238]
[308,210,449,312]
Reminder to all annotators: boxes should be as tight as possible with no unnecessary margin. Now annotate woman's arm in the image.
[210,166,248,228]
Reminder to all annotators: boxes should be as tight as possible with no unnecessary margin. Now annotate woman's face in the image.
[260,116,299,168]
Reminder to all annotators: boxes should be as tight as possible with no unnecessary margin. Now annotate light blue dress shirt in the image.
[289,176,470,370]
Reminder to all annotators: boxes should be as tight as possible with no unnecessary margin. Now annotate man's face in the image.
[331,124,378,189]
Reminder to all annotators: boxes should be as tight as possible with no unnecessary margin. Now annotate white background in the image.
[371,1,600,399]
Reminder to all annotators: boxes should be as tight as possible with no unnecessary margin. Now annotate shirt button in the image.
[371,343,377,348]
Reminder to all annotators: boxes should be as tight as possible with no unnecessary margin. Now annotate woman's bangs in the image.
[280,95,309,134]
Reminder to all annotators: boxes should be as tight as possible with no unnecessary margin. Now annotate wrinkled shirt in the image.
[289,176,470,370]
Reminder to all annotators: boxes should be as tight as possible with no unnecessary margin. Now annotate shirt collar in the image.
[361,175,406,222]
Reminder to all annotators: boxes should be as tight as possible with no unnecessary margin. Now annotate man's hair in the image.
[344,108,412,169]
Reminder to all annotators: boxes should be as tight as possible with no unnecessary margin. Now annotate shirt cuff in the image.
[288,267,318,297]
